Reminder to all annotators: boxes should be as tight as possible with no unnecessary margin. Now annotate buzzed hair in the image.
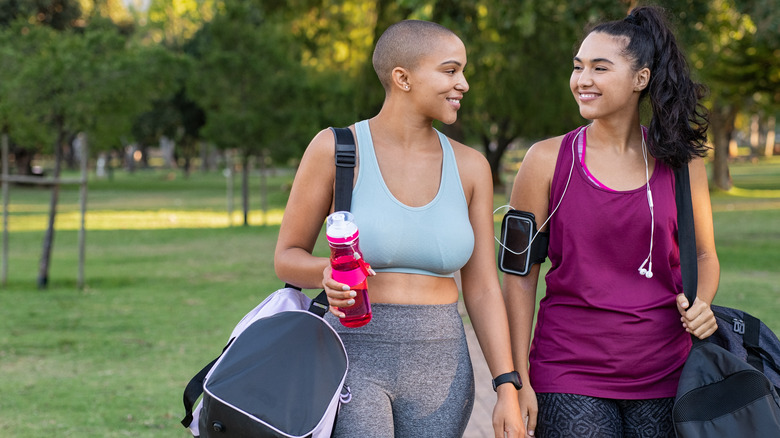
[372,20,458,92]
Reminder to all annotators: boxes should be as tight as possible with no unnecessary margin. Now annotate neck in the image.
[371,103,439,150]
[588,118,644,153]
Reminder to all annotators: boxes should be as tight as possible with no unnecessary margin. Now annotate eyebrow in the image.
[441,60,463,67]
[573,56,615,64]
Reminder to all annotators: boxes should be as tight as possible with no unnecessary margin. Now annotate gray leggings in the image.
[325,302,474,438]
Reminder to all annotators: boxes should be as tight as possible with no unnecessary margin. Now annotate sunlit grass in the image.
[10,209,286,231]
[725,186,780,199]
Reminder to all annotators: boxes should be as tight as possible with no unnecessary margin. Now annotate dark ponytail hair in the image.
[590,5,709,168]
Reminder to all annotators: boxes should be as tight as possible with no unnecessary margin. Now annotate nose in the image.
[456,73,469,93]
[577,68,593,87]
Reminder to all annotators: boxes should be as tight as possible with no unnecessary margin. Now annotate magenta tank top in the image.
[529,126,691,399]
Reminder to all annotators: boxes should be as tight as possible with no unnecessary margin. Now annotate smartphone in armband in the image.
[497,210,549,276]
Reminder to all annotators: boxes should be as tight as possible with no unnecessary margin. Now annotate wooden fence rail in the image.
[1,134,88,289]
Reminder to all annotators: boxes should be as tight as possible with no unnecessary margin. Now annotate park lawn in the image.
[1,159,779,437]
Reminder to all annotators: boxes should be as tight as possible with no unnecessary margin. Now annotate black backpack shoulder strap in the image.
[329,126,356,213]
[181,338,235,427]
[674,164,698,308]
[306,127,355,316]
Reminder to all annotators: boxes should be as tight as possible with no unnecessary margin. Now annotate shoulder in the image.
[294,127,350,191]
[520,134,566,180]
[449,136,491,183]
[302,127,340,161]
[450,137,488,166]
[507,134,567,215]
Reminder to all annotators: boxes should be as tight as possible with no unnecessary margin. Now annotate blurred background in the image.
[2,0,777,190]
[0,1,778,436]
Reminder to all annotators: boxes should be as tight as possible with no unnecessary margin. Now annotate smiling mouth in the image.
[447,98,460,103]
[579,93,598,99]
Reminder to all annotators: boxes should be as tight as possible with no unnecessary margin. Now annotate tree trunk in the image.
[38,129,66,289]
[13,146,34,176]
[765,115,776,157]
[241,153,250,226]
[750,114,760,156]
[487,135,513,193]
[709,103,737,191]
[259,149,268,227]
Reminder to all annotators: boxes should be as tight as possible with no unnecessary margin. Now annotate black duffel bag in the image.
[671,165,780,437]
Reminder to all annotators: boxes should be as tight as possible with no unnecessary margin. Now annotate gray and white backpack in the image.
[181,287,350,438]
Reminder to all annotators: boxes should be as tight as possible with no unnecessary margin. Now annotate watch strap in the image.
[492,371,522,391]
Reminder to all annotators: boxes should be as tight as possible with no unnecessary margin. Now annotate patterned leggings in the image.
[536,393,675,438]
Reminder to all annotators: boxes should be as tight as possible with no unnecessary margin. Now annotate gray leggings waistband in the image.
[327,302,465,341]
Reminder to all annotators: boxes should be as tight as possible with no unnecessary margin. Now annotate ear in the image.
[391,67,411,92]
[634,67,650,92]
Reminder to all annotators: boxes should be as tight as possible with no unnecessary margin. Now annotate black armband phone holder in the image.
[497,210,549,276]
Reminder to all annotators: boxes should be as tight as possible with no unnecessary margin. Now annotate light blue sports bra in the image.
[349,120,475,278]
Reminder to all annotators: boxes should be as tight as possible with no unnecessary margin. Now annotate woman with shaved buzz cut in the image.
[275,19,524,438]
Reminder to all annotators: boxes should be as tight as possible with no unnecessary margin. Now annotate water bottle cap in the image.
[326,211,359,243]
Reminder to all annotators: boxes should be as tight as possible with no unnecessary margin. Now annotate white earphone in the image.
[637,130,655,279]
[493,125,580,256]
[496,125,656,280]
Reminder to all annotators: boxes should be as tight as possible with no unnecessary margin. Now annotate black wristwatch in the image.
[492,371,522,392]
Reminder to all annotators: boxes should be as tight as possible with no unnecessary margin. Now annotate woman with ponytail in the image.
[502,5,719,437]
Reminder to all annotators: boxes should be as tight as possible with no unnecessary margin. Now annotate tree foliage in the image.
[187,1,311,162]
[661,0,780,189]
[2,0,777,191]
[1,18,183,153]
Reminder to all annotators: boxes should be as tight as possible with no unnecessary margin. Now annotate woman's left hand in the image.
[676,293,718,339]
[492,385,525,438]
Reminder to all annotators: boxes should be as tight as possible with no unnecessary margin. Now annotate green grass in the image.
[1,158,779,437]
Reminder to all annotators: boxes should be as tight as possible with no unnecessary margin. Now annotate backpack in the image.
[181,287,350,437]
[671,165,780,437]
[181,127,357,437]
[708,304,780,390]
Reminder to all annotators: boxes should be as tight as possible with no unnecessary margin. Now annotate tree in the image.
[1,16,183,287]
[665,0,780,190]
[188,1,313,226]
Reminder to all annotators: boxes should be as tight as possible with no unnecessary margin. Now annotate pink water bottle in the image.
[326,211,372,328]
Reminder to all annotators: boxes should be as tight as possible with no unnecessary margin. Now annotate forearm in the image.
[695,251,720,305]
[463,288,516,378]
[502,271,538,382]
[274,247,330,290]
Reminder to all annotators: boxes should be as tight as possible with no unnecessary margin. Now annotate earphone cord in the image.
[641,130,655,275]
[493,125,585,255]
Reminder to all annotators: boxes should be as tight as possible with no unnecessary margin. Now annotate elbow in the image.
[697,249,720,272]
[273,248,291,284]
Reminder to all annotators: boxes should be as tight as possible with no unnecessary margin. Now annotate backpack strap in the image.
[308,290,330,317]
[743,312,765,371]
[306,126,354,317]
[181,338,235,427]
[330,126,356,213]
[674,164,698,309]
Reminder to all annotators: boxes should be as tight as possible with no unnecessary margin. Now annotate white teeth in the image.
[580,94,597,98]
